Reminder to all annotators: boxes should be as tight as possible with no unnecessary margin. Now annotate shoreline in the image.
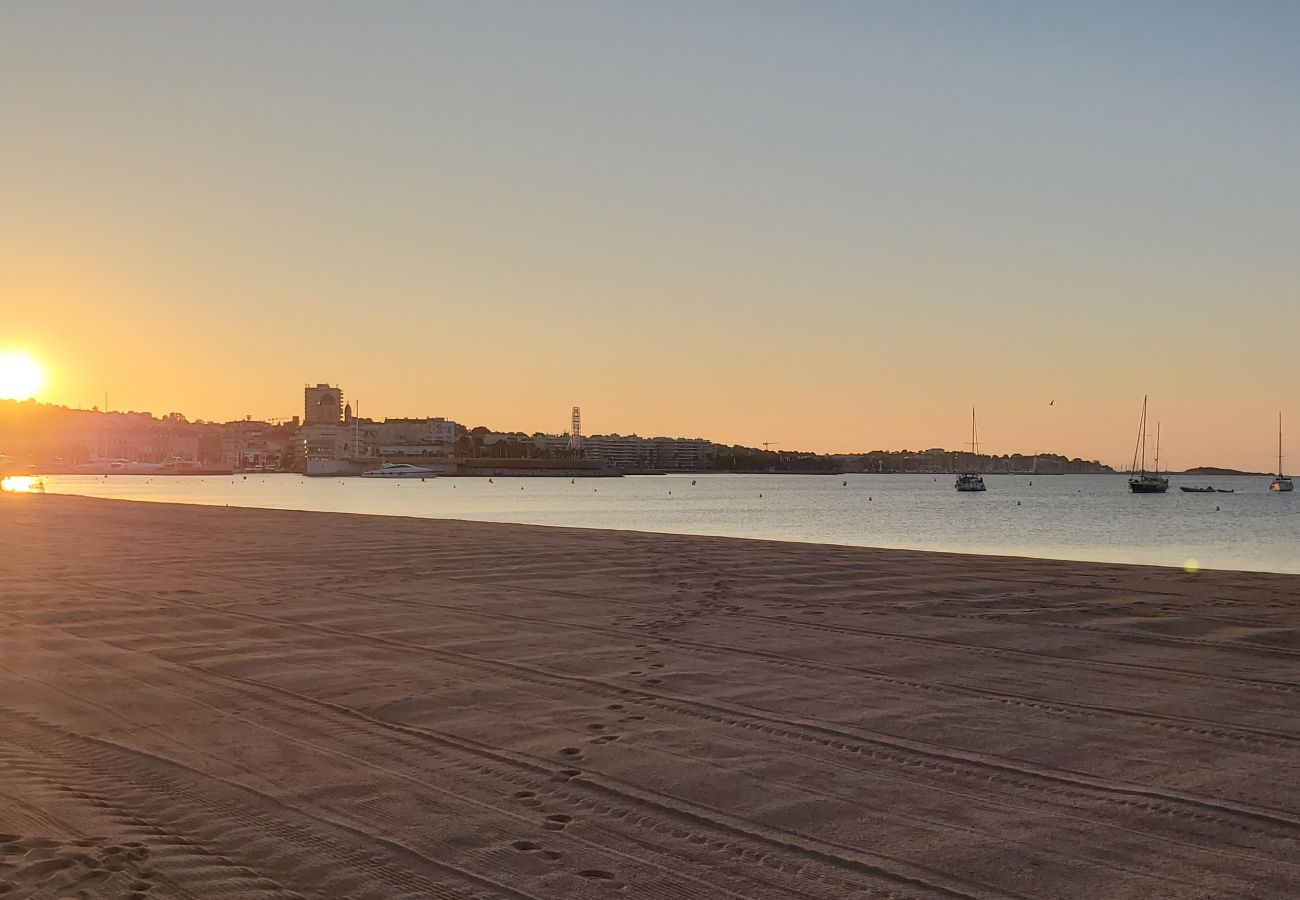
[19,482,1300,577]
[3,495,1300,897]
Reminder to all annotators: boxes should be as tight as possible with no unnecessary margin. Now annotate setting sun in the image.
[0,351,45,401]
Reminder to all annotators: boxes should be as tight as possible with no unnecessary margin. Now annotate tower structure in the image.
[567,406,583,451]
[304,384,343,426]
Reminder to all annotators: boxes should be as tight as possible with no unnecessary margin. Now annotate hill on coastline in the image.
[1180,466,1270,477]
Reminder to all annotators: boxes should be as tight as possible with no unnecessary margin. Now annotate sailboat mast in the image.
[1281,413,1285,477]
[1155,422,1160,475]
[1132,395,1148,475]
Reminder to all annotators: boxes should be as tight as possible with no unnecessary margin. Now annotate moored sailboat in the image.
[955,407,986,492]
[1271,413,1293,492]
[1128,396,1168,494]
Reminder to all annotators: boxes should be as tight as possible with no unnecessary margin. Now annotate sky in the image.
[2,1,1297,470]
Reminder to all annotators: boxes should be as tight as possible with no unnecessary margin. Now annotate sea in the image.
[27,472,1300,575]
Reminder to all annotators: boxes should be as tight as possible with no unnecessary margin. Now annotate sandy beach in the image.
[3,495,1300,899]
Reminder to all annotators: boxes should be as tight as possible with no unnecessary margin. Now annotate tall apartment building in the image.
[580,434,715,471]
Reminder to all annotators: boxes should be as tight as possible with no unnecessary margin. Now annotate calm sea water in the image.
[33,472,1300,574]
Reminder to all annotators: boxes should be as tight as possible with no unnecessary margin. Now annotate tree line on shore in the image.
[708,445,1114,475]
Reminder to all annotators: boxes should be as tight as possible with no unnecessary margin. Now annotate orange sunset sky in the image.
[3,3,1297,471]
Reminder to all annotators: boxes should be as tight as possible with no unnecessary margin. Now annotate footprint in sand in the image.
[606,704,625,711]
[578,869,619,882]
[15,838,59,851]
[542,814,573,831]
[0,834,153,898]
[513,790,537,800]
[512,841,563,862]
[557,747,584,761]
[19,857,76,879]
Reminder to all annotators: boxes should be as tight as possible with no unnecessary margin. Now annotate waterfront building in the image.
[370,417,457,456]
[579,434,715,472]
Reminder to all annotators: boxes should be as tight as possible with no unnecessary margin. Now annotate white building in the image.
[369,417,457,456]
[579,434,715,471]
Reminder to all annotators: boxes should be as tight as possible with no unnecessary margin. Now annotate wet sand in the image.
[2,494,1300,898]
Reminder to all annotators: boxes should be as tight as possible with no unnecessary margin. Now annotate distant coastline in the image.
[1179,466,1271,477]
[2,397,1116,478]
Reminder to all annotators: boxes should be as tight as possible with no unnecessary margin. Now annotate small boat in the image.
[955,407,986,492]
[1271,413,1294,492]
[360,463,439,479]
[1127,397,1169,494]
[1179,485,1215,493]
[1215,488,1235,493]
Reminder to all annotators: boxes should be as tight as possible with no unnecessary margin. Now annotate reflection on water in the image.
[34,473,1300,574]
[0,475,43,493]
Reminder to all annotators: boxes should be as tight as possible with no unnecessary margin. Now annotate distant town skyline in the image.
[0,387,1262,476]
[4,3,1297,472]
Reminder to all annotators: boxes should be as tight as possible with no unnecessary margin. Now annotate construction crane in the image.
[762,441,780,452]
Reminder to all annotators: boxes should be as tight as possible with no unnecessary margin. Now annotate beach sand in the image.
[2,495,1300,898]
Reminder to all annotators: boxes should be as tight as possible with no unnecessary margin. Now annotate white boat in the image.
[360,463,439,479]
[1271,413,1293,492]
[955,407,986,492]
[1127,397,1169,494]
[76,458,162,474]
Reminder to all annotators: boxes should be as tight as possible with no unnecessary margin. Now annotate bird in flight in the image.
[1049,400,1055,406]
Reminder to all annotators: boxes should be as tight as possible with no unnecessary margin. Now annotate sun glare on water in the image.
[0,351,45,400]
